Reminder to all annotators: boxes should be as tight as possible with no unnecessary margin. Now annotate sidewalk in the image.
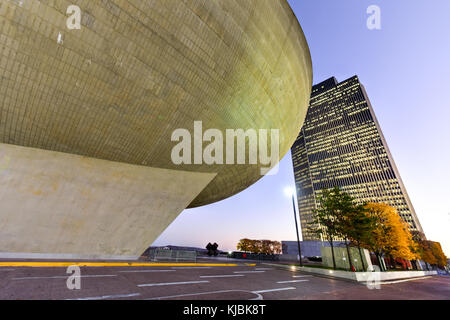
[262,262,439,283]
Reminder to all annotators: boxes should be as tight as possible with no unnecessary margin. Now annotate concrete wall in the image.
[321,246,373,272]
[278,254,300,262]
[0,143,215,259]
[282,240,347,257]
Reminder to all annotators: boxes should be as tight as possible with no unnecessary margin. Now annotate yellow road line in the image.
[0,262,241,268]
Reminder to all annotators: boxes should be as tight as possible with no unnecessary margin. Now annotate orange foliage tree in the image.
[236,239,281,254]
[236,238,252,252]
[429,242,447,268]
[361,203,417,270]
[416,240,447,269]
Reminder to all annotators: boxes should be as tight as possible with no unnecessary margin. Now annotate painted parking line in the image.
[146,289,259,300]
[66,293,141,300]
[233,271,265,274]
[12,275,117,280]
[276,279,309,284]
[200,274,244,278]
[138,280,210,287]
[0,262,239,268]
[119,270,176,273]
[252,287,296,294]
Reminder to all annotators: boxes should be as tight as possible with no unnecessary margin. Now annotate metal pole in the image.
[291,194,303,267]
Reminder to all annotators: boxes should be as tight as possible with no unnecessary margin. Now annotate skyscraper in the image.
[292,76,424,241]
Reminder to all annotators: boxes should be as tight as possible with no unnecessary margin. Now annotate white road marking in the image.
[292,275,311,278]
[276,279,309,284]
[233,271,265,274]
[199,274,244,278]
[67,293,141,300]
[138,280,209,287]
[255,268,273,271]
[252,287,296,294]
[146,289,260,300]
[12,275,117,280]
[0,269,15,271]
[119,270,175,273]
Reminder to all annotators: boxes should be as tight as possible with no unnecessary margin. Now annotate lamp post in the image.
[285,187,303,267]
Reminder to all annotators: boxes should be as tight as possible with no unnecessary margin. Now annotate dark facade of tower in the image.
[292,76,424,241]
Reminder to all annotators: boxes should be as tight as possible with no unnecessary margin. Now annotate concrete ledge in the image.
[264,263,438,282]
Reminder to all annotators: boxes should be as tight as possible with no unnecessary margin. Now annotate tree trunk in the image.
[376,253,385,272]
[345,239,354,271]
[329,237,336,270]
[357,242,366,271]
[389,254,396,270]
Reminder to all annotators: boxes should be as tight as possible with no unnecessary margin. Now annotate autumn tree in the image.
[409,231,426,269]
[417,240,447,269]
[261,240,274,254]
[236,238,252,252]
[272,241,282,255]
[385,215,417,263]
[361,203,416,271]
[236,239,281,255]
[249,239,261,253]
[430,242,447,269]
[418,240,436,270]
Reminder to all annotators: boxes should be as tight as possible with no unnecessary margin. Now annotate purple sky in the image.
[154,0,450,256]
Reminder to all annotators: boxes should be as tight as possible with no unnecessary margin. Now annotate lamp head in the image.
[284,187,295,197]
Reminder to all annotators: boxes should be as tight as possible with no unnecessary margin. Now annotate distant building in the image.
[292,76,424,241]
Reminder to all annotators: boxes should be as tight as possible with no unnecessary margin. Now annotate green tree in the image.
[309,187,347,270]
[332,189,358,271]
[311,188,378,271]
[342,204,377,271]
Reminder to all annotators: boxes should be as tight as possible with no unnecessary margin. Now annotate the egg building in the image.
[0,0,312,259]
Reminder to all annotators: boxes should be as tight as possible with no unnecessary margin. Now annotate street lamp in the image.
[284,187,303,267]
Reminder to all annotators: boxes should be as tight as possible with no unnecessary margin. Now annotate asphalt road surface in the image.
[0,260,448,300]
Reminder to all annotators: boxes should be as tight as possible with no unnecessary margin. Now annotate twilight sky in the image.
[154,0,450,256]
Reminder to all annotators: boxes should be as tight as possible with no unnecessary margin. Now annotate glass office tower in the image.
[292,76,424,240]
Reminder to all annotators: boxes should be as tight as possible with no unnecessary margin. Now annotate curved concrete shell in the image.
[0,0,312,207]
[0,0,312,258]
